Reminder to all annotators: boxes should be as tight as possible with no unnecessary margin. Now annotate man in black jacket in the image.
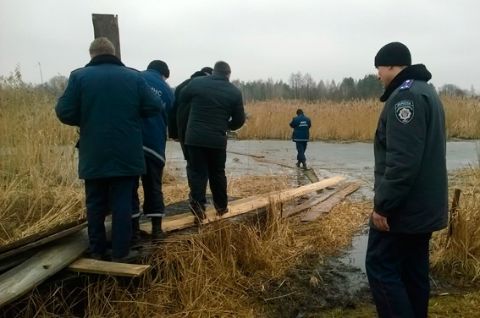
[179,61,245,222]
[168,67,213,186]
[366,42,448,318]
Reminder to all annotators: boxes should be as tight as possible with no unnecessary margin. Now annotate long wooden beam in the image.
[0,229,89,307]
[142,176,345,233]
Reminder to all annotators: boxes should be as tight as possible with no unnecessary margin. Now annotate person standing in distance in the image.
[366,42,448,318]
[179,61,245,223]
[56,37,162,262]
[289,108,311,169]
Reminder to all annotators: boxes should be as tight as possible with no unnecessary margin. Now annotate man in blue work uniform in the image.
[366,42,448,318]
[132,60,174,240]
[56,38,162,262]
[289,109,311,169]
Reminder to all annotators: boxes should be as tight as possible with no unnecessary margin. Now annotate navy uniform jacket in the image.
[55,55,162,179]
[373,64,448,233]
[290,114,311,142]
[140,69,174,164]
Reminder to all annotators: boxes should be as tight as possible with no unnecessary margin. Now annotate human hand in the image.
[371,211,390,232]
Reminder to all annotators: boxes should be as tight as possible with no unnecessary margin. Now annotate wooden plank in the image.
[282,187,339,218]
[303,168,320,183]
[141,176,345,233]
[68,258,150,277]
[301,182,361,222]
[92,14,121,59]
[0,229,89,307]
[0,223,86,261]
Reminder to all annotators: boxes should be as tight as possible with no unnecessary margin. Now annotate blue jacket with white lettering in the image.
[373,64,448,233]
[290,114,311,142]
[140,69,174,164]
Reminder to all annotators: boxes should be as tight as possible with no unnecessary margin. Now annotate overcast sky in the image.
[1,0,479,91]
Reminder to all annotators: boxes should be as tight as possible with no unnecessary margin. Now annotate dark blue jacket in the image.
[140,69,174,164]
[373,64,448,233]
[55,55,162,179]
[179,75,245,149]
[289,114,311,142]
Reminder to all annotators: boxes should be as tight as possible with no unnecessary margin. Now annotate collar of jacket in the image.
[85,54,125,67]
[380,64,432,102]
[211,74,229,81]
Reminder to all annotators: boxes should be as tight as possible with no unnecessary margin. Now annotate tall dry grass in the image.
[3,198,371,317]
[431,167,480,284]
[238,97,480,141]
[0,86,83,245]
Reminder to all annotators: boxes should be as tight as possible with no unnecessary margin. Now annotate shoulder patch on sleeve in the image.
[399,79,414,90]
[394,100,414,124]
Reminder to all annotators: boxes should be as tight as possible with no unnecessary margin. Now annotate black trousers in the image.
[295,141,308,164]
[186,145,228,210]
[132,156,165,218]
[85,176,136,259]
[366,228,432,318]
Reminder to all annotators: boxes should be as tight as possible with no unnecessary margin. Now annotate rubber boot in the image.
[151,217,166,240]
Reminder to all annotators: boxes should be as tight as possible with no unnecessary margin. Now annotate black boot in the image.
[151,217,166,240]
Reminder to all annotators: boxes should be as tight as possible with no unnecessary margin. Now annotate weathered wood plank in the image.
[301,182,361,222]
[0,229,89,307]
[68,258,150,277]
[142,176,346,233]
[282,187,339,218]
[92,14,121,59]
[0,223,86,261]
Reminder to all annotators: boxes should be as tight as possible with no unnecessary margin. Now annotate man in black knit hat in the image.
[366,42,448,318]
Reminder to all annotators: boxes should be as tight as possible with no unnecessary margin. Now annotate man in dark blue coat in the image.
[179,61,245,222]
[132,60,174,239]
[289,109,311,169]
[55,37,162,262]
[366,42,448,318]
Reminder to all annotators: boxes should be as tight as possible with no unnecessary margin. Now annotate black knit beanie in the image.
[374,42,411,67]
[147,60,170,78]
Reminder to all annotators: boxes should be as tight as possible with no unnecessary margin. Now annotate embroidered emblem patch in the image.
[394,100,414,124]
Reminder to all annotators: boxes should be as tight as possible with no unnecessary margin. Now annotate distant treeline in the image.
[1,67,475,102]
[233,72,476,102]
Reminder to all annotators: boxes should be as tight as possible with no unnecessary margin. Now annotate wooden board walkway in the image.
[0,176,345,308]
[141,176,345,233]
[300,182,361,222]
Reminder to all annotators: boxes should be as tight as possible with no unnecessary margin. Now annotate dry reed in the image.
[4,196,371,317]
[238,97,480,141]
[431,167,480,284]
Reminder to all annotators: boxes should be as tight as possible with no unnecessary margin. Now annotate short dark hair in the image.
[296,109,304,115]
[213,61,231,76]
[147,60,170,78]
